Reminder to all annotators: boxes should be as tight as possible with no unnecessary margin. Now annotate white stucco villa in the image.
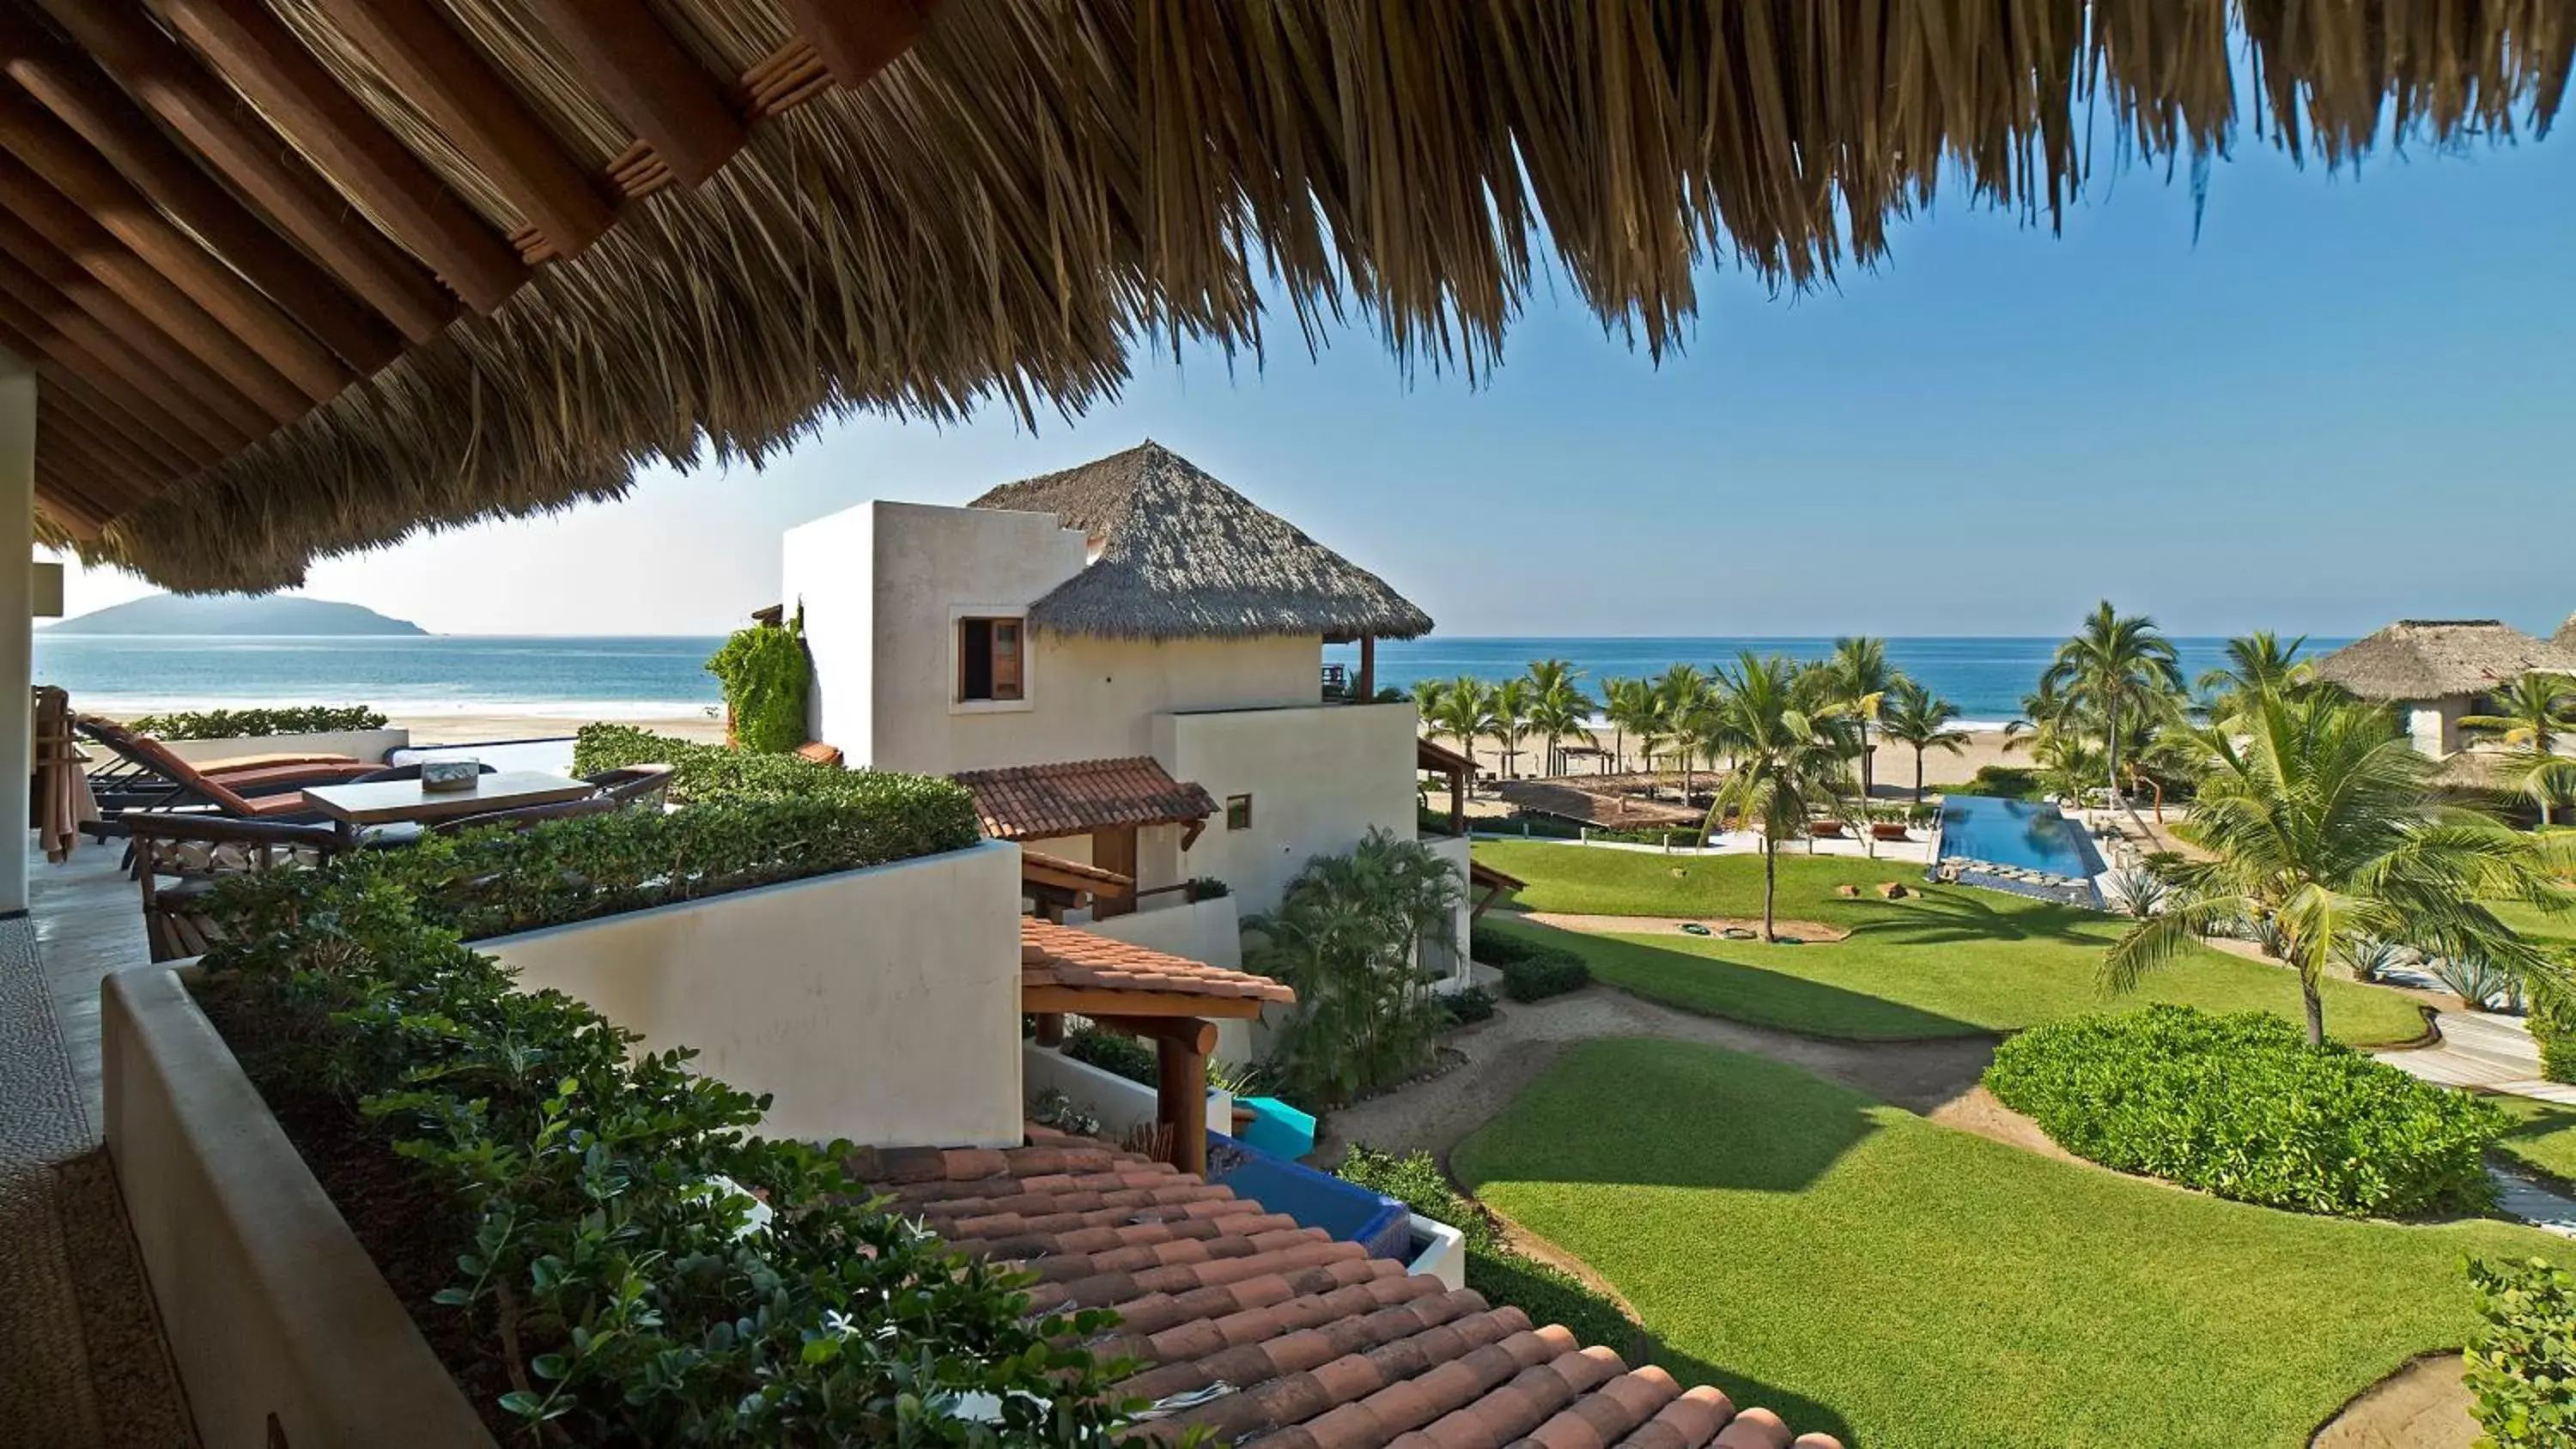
[779,441,1470,1002]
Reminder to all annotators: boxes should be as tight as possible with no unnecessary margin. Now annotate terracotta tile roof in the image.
[1024,919,1295,1008]
[846,1132,1842,1449]
[955,757,1218,841]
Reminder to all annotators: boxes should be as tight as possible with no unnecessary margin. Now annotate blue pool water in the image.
[1935,794,2105,878]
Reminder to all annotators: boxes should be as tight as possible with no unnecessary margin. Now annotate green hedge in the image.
[375,783,981,941]
[572,724,875,804]
[705,622,811,755]
[1470,923,1592,1002]
[2467,1258,2576,1448]
[1439,985,1498,1027]
[1953,766,2045,802]
[1335,1144,1639,1356]
[192,859,1134,1442]
[1062,1025,1157,1087]
[129,705,387,739]
[1984,1005,2503,1217]
[2532,1003,2576,1087]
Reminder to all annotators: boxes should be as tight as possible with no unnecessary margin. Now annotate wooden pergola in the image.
[1020,918,1291,1176]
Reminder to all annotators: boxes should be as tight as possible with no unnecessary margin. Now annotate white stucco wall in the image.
[1423,833,1474,992]
[161,727,410,767]
[780,503,875,752]
[2406,697,2466,758]
[781,499,1325,775]
[1021,1042,1230,1147]
[482,840,1024,1148]
[1157,702,1419,917]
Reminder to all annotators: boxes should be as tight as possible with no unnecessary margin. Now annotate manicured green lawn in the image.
[2487,899,2576,949]
[1473,846,2429,1045]
[2494,1096,2576,1190]
[1456,1040,2561,1449]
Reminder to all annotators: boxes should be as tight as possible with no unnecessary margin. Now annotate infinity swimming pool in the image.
[1935,794,2105,878]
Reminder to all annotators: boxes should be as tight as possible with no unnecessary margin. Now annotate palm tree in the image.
[2196,631,2311,724]
[1651,663,1710,803]
[1699,653,1859,941]
[1820,636,1901,799]
[1425,677,1494,793]
[1487,677,1534,780]
[1411,676,1449,723]
[1880,680,1967,802]
[2042,601,2184,805]
[2106,688,2571,1045]
[2462,671,2576,827]
[1601,676,1656,774]
[1524,659,1594,776]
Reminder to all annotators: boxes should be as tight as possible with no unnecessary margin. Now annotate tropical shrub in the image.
[574,724,871,803]
[706,620,811,754]
[1336,1144,1638,1355]
[1469,925,1591,1002]
[364,783,980,941]
[1061,1025,1156,1087]
[2531,1003,2576,1086]
[129,704,387,738]
[2102,866,2170,919]
[2429,954,2525,1014]
[191,860,1136,1443]
[1987,1006,2499,1216]
[1245,829,1463,1107]
[1955,765,2046,801]
[1188,876,1231,900]
[2465,1258,2576,1449]
[1438,985,1498,1027]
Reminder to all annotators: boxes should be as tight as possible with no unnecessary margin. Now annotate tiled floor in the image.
[0,838,193,1446]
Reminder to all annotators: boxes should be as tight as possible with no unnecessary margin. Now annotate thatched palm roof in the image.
[2556,614,2576,653]
[9,3,2570,590]
[969,442,1431,641]
[2312,621,2576,701]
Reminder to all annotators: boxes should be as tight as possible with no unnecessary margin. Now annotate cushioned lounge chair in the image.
[76,715,380,826]
[582,762,676,810]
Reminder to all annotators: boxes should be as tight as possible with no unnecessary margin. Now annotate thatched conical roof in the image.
[969,442,1431,642]
[2555,614,2576,652]
[2312,621,2576,701]
[15,3,2571,589]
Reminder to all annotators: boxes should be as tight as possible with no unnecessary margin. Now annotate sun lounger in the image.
[1871,822,1910,841]
[1807,820,1846,839]
[125,815,348,962]
[76,715,380,825]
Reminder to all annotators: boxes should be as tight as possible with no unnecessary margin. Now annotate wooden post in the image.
[1448,764,1465,835]
[1355,634,1376,702]
[1155,1031,1209,1175]
[1033,1012,1064,1047]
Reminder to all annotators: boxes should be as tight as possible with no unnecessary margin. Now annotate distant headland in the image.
[41,594,429,637]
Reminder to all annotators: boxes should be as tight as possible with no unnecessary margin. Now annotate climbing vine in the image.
[705,615,811,754]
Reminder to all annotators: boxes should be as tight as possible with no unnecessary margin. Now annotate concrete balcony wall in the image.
[160,726,410,767]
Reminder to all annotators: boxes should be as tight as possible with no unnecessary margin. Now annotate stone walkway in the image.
[2374,1003,2576,1105]
[0,843,194,1446]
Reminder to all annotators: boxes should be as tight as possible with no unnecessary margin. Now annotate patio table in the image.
[300,771,597,843]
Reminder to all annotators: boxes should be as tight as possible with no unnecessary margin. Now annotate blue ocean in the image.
[33,633,2343,727]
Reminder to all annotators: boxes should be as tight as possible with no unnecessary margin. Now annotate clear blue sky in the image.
[54,126,2576,639]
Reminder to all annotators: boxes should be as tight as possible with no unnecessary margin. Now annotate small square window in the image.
[1224,794,1253,831]
[958,616,1024,701]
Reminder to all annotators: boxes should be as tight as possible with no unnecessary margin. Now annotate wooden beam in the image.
[31,424,149,515]
[1356,634,1376,701]
[40,395,171,504]
[0,323,223,477]
[30,458,112,538]
[153,0,527,314]
[0,84,350,405]
[525,0,745,188]
[312,0,614,258]
[0,11,401,373]
[1018,984,1267,1021]
[1032,1012,1064,1047]
[0,149,310,425]
[1154,1027,1210,1176]
[0,202,271,449]
[32,0,455,343]
[0,268,246,461]
[781,0,936,91]
[26,363,201,479]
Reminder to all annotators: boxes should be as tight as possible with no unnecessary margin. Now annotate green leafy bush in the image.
[1953,766,2045,802]
[1188,876,1231,900]
[1985,1005,2503,1217]
[192,861,1136,1443]
[573,724,884,805]
[705,621,811,754]
[129,705,387,739]
[373,783,981,941]
[2531,1002,2576,1087]
[1470,924,1591,1002]
[1439,985,1498,1027]
[1061,1025,1157,1087]
[1336,1144,1638,1355]
[2466,1257,2576,1449]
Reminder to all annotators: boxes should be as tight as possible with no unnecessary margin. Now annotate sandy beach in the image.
[391,712,728,747]
[1439,724,2021,796]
